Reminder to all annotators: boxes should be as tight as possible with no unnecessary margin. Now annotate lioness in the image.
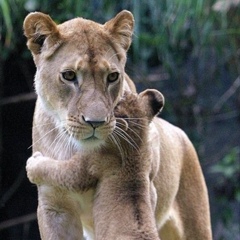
[27,89,164,240]
[24,10,212,240]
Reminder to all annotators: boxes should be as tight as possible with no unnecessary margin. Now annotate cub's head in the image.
[113,89,164,149]
[24,11,134,148]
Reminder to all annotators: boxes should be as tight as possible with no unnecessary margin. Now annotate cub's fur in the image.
[24,10,212,240]
[27,89,164,240]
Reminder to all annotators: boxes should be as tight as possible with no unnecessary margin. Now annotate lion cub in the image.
[27,89,164,240]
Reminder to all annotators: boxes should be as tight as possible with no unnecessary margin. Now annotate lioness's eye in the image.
[107,72,119,83]
[61,70,76,81]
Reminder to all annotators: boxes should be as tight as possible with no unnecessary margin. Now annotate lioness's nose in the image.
[82,116,106,128]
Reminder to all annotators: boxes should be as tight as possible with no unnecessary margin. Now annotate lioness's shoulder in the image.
[153,117,185,137]
[153,117,197,155]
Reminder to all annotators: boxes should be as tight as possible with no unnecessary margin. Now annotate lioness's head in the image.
[24,11,134,148]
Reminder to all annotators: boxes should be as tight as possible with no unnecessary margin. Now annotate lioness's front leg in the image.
[37,185,84,240]
[26,152,96,240]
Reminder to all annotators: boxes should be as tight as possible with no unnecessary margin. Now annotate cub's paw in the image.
[26,151,49,184]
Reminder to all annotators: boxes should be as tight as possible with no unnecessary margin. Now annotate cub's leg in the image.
[26,152,97,191]
[93,175,160,240]
[37,185,84,240]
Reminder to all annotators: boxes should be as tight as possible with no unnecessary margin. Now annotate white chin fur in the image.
[71,137,106,152]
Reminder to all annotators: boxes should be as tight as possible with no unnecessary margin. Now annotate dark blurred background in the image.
[0,0,239,239]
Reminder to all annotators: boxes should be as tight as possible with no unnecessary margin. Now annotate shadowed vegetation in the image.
[1,0,239,239]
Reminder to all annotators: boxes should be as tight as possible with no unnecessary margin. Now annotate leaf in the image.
[0,0,12,47]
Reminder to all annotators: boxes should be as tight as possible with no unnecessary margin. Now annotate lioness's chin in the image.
[72,137,106,151]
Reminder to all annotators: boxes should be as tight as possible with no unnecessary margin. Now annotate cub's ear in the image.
[23,12,62,56]
[104,10,134,51]
[139,89,165,120]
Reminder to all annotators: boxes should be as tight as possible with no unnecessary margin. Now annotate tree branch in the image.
[0,213,37,230]
[213,76,240,112]
[0,92,36,106]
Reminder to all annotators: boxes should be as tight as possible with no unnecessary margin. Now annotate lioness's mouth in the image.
[83,135,98,141]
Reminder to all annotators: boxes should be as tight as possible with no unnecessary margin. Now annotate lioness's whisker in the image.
[114,127,139,152]
[48,128,64,157]
[115,121,126,128]
[127,127,143,143]
[109,134,125,160]
[28,124,62,149]
[115,134,126,161]
[48,128,65,149]
[127,120,148,129]
[115,117,148,129]
[115,126,138,145]
[66,130,75,157]
[50,128,68,158]
[115,128,136,148]
[51,125,74,159]
[116,121,143,143]
[116,117,145,120]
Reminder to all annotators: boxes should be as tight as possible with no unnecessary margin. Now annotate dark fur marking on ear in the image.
[33,34,46,46]
[150,97,163,116]
[147,91,164,116]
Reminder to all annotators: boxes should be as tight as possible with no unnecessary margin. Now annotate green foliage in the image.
[0,1,240,238]
[0,0,29,59]
[0,0,12,59]
[211,147,240,179]
[0,0,12,48]
[210,146,240,239]
[1,0,239,72]
[211,147,240,202]
[135,0,232,72]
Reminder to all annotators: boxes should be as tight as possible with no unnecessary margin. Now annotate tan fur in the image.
[24,11,212,240]
[27,90,164,240]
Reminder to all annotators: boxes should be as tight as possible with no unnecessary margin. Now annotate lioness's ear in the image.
[104,10,134,51]
[139,89,165,119]
[23,12,61,56]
